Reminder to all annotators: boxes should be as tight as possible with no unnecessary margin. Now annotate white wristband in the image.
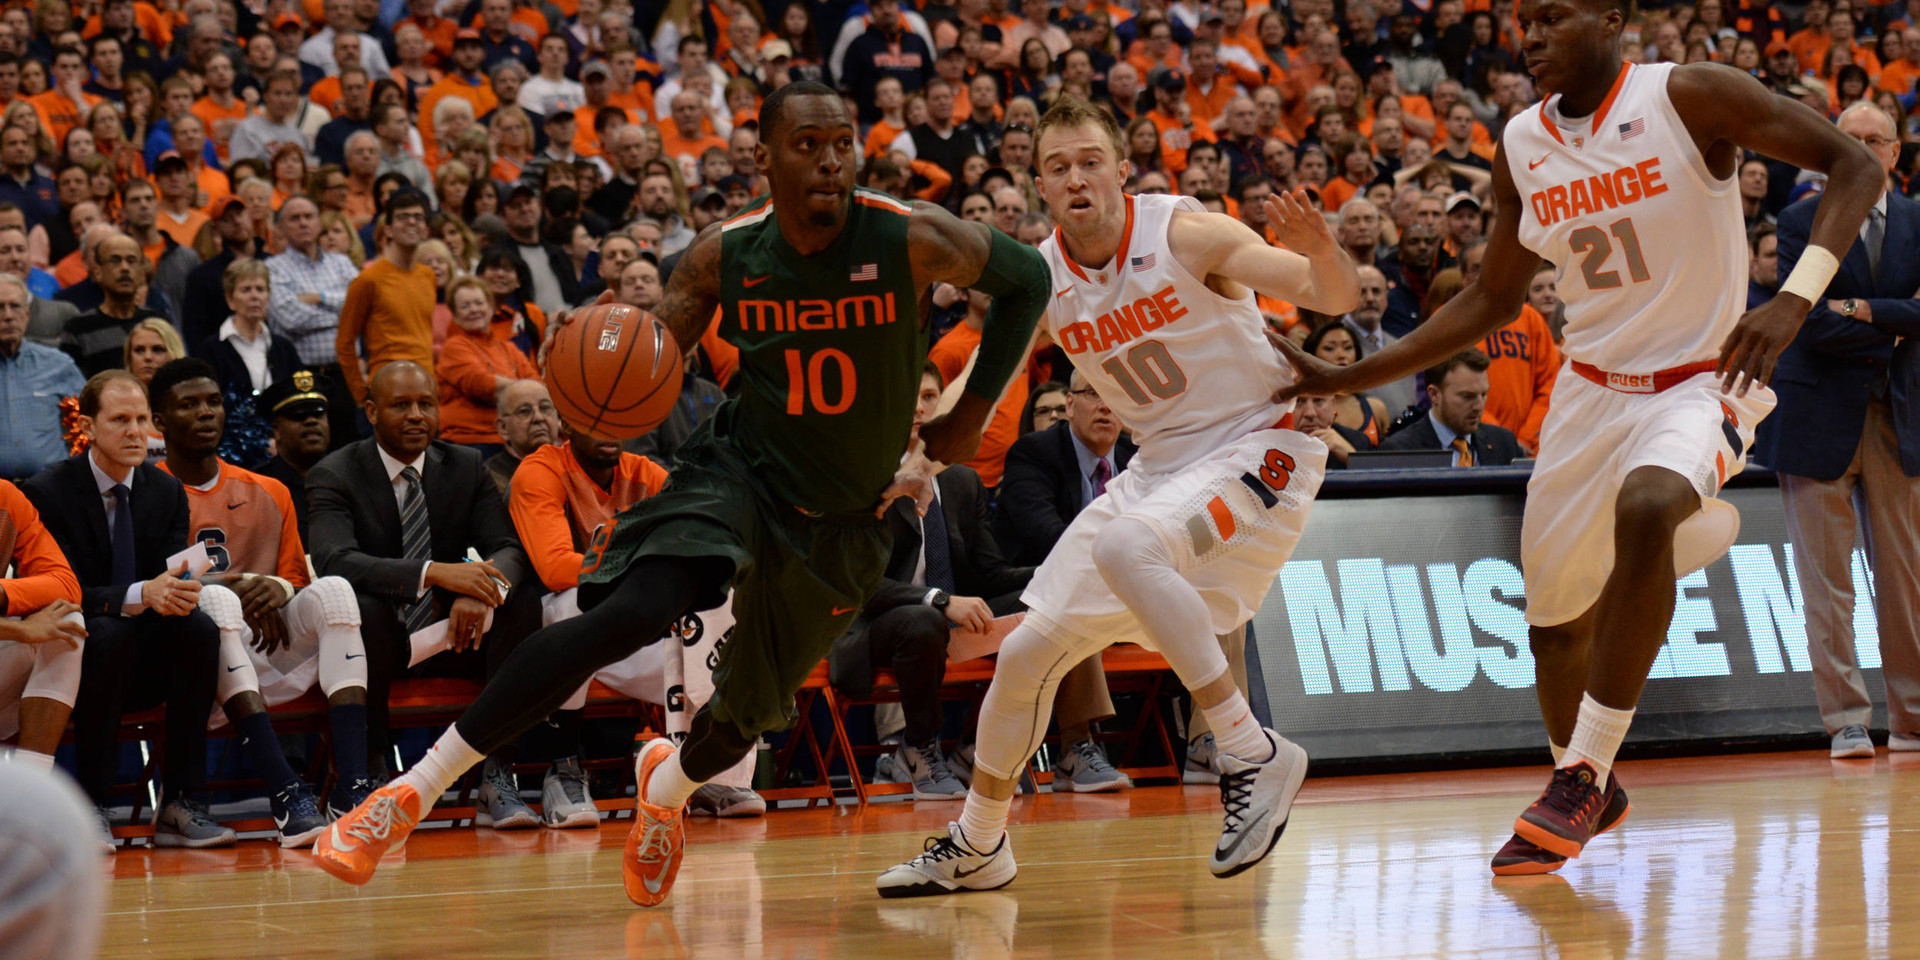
[1779,245,1840,304]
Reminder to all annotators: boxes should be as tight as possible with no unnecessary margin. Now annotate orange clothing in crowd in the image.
[53,250,86,287]
[29,89,103,150]
[573,103,637,157]
[155,208,208,249]
[437,324,540,444]
[929,321,1029,488]
[700,313,739,388]
[509,442,669,591]
[192,95,250,162]
[908,158,953,203]
[607,86,655,121]
[1881,57,1920,94]
[82,2,174,47]
[309,76,345,114]
[658,129,728,169]
[1147,109,1215,174]
[1477,303,1559,453]
[159,461,311,584]
[864,118,906,158]
[417,74,498,157]
[1789,27,1831,71]
[398,14,460,69]
[1185,78,1239,128]
[336,258,438,403]
[0,479,81,616]
[1320,175,1367,212]
[345,180,377,227]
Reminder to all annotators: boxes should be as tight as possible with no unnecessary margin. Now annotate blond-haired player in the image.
[879,97,1360,896]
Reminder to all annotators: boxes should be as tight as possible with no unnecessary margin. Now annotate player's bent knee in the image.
[1090,516,1170,586]
[308,576,362,626]
[197,583,246,632]
[1614,468,1699,535]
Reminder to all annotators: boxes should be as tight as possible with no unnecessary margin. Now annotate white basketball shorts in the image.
[1522,366,1774,628]
[1022,427,1327,647]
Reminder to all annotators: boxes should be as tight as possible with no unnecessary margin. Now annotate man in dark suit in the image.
[995,372,1138,567]
[1293,393,1376,469]
[1760,103,1920,759]
[22,370,232,849]
[307,362,542,823]
[832,364,1035,801]
[1379,349,1523,466]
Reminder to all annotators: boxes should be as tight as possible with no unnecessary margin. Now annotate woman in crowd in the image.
[1004,95,1041,132]
[452,129,494,190]
[490,108,537,184]
[5,102,54,168]
[1004,38,1054,103]
[392,24,441,107]
[478,247,544,361]
[1301,322,1388,446]
[433,212,480,271]
[61,127,94,166]
[235,177,275,251]
[319,210,365,267]
[1126,115,1164,173]
[435,161,473,221]
[464,178,501,223]
[309,164,350,218]
[270,144,308,209]
[437,275,538,455]
[17,58,46,98]
[82,156,119,222]
[1019,381,1070,436]
[124,318,185,388]
[199,260,297,466]
[416,239,460,362]
[1729,36,1762,75]
[772,2,825,83]
[87,101,142,182]
[549,217,594,292]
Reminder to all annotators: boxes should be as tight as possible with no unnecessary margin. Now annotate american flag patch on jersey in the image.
[1131,253,1155,272]
[850,263,878,282]
[1619,118,1645,140]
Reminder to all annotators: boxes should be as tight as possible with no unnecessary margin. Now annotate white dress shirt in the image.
[219,317,273,392]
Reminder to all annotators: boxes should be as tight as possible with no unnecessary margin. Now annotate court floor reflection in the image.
[95,757,1917,960]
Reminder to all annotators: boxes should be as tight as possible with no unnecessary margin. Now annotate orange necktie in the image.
[1452,436,1475,468]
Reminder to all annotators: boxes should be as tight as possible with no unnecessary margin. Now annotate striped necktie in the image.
[1451,437,1475,468]
[399,466,435,633]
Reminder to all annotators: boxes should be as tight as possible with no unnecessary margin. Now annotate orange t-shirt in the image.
[336,258,438,403]
[1477,303,1560,453]
[437,325,541,444]
[397,14,459,69]
[309,76,344,114]
[28,90,103,150]
[155,208,208,249]
[572,103,636,157]
[1878,57,1920,94]
[192,95,250,163]
[160,461,310,584]
[864,118,906,158]
[54,250,87,287]
[658,129,728,170]
[928,321,1030,488]
[1185,79,1236,128]
[1147,109,1215,174]
[508,442,669,591]
[0,479,82,615]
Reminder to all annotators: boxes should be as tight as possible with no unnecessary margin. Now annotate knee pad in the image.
[196,582,247,634]
[21,638,84,708]
[306,576,362,627]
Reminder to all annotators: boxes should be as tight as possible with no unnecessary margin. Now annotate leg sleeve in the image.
[971,620,1105,781]
[20,637,84,708]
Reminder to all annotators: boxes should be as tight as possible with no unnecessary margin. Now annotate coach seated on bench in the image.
[307,362,542,817]
[1378,349,1523,467]
[830,363,1035,801]
[1294,394,1376,470]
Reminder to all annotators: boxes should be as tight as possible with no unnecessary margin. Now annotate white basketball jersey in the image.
[1504,62,1748,372]
[1037,193,1294,476]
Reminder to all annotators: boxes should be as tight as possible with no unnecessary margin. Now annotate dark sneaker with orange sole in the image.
[1510,762,1617,860]
[1491,774,1630,875]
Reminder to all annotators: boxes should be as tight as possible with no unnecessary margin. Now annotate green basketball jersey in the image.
[715,188,929,516]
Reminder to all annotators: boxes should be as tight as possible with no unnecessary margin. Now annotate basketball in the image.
[544,303,684,441]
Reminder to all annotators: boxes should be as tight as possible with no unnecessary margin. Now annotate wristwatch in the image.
[927,589,951,613]
[1842,298,1859,318]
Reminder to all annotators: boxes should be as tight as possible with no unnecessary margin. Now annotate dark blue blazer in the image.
[1758,190,1920,480]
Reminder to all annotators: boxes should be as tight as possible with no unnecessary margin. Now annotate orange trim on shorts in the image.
[1569,359,1719,394]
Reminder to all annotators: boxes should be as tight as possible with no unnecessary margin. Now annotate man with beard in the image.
[252,372,332,543]
[637,172,694,255]
[486,378,560,498]
[1382,221,1448,337]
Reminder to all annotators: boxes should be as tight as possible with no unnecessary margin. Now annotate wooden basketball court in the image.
[97,750,1919,959]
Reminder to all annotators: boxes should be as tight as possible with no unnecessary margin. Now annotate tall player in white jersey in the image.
[1278,0,1883,875]
[878,98,1360,896]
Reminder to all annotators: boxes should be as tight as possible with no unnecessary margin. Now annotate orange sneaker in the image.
[623,739,687,907]
[311,782,424,886]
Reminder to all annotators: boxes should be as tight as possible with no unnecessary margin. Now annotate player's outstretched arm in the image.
[1667,63,1884,394]
[652,223,725,356]
[1272,144,1540,403]
[905,201,1051,466]
[1168,188,1360,315]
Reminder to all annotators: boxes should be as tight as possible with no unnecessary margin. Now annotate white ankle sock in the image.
[1202,691,1271,763]
[399,726,484,802]
[957,788,1012,852]
[1561,694,1634,788]
[644,750,701,810]
[1549,742,1567,766]
[11,749,54,772]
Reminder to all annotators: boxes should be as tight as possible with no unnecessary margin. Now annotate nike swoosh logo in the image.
[344,653,364,660]
[831,605,857,616]
[743,275,770,287]
[1528,155,1550,170]
[953,859,994,879]
[227,664,243,672]
[227,502,246,509]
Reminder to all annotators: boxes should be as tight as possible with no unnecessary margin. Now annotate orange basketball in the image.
[544,304,685,441]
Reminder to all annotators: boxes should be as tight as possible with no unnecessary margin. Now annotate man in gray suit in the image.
[0,223,74,346]
[1341,265,1420,418]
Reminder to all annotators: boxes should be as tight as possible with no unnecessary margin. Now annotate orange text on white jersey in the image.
[1526,158,1670,229]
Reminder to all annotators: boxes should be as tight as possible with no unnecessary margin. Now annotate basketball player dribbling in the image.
[313,81,1053,906]
[1274,0,1883,875]
[879,98,1361,896]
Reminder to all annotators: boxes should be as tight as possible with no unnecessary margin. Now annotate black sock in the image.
[235,711,303,796]
[328,702,370,783]
[550,708,584,762]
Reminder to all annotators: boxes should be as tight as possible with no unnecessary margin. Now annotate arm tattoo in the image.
[653,223,724,354]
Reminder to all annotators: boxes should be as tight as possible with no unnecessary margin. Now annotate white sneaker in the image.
[1051,739,1131,793]
[540,757,600,828]
[876,823,1017,898]
[1890,731,1920,752]
[1209,729,1308,879]
[686,783,766,818]
[1831,725,1875,759]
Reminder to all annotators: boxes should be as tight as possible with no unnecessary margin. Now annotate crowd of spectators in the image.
[3,0,1920,843]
